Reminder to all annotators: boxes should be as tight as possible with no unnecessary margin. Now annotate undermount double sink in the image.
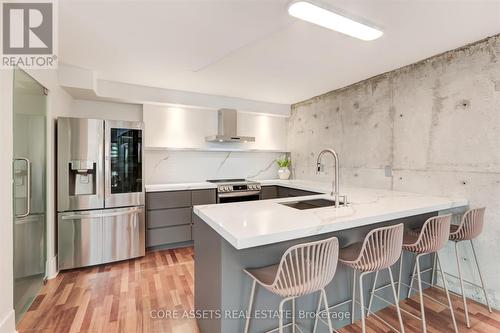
[279,198,348,210]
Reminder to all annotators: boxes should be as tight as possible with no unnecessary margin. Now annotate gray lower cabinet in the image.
[261,186,278,199]
[147,207,192,229]
[279,186,319,198]
[262,185,319,199]
[146,189,216,248]
[147,225,192,247]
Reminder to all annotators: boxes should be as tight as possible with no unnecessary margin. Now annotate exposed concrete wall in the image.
[287,34,500,308]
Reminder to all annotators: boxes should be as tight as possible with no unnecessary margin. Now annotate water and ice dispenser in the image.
[68,160,97,196]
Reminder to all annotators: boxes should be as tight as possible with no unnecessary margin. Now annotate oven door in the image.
[105,120,144,208]
[218,191,261,203]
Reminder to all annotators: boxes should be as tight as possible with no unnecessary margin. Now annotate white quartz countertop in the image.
[145,179,331,193]
[146,182,217,192]
[193,180,468,250]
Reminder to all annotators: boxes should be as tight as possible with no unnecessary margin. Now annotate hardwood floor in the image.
[17,247,500,333]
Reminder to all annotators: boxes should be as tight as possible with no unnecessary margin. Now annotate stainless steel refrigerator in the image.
[57,117,145,270]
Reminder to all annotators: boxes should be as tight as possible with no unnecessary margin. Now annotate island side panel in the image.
[193,215,223,333]
[195,212,436,333]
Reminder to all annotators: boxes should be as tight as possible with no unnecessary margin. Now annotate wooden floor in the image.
[18,247,500,333]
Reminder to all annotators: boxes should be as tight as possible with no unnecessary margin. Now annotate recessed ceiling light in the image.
[288,1,383,41]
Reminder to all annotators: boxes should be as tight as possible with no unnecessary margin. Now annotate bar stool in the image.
[337,224,405,333]
[244,236,339,333]
[432,207,492,328]
[397,214,458,333]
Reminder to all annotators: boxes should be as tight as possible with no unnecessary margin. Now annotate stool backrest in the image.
[353,223,404,271]
[414,214,452,253]
[455,207,486,240]
[272,236,339,297]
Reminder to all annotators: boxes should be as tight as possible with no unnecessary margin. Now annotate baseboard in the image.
[0,309,16,333]
[46,255,58,280]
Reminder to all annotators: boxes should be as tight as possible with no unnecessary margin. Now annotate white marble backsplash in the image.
[145,150,284,184]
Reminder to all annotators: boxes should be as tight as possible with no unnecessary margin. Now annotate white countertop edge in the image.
[145,182,217,192]
[193,195,468,250]
[145,179,327,193]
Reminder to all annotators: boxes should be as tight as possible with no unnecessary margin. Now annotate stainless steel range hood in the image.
[205,109,255,143]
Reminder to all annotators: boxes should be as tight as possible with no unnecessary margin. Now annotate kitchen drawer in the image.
[261,186,278,200]
[146,225,192,247]
[102,207,145,263]
[58,207,145,270]
[58,212,103,270]
[192,189,216,205]
[147,207,192,228]
[146,191,192,210]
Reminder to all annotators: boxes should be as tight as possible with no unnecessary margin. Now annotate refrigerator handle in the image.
[14,157,31,218]
[61,207,143,220]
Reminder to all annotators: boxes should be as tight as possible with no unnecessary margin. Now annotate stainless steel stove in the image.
[207,179,262,203]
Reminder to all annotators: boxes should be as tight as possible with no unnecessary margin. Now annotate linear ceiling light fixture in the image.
[288,1,383,41]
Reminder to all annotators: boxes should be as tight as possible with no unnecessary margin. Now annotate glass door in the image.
[105,121,144,208]
[12,68,47,323]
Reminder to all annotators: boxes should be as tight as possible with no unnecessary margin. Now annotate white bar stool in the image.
[244,236,339,333]
[397,214,458,333]
[336,224,405,333]
[432,207,492,328]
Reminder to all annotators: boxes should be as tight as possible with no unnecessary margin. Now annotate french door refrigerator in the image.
[57,118,145,270]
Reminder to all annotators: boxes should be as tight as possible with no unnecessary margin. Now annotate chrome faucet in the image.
[316,149,341,208]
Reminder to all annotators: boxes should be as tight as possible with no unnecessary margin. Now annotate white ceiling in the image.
[60,0,500,104]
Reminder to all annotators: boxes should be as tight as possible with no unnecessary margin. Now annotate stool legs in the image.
[245,279,257,333]
[415,254,427,333]
[388,266,406,333]
[397,255,403,300]
[279,297,294,333]
[312,289,333,333]
[407,257,417,299]
[470,240,493,313]
[359,271,368,333]
[454,241,470,328]
[436,253,459,333]
[351,269,356,324]
[366,271,378,316]
[366,267,405,333]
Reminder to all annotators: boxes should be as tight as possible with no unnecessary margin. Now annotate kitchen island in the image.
[193,181,468,333]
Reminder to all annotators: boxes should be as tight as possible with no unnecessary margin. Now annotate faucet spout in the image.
[316,149,340,208]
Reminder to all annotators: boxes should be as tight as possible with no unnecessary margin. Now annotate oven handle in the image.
[217,190,261,199]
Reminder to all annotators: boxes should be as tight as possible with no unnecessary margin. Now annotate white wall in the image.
[66,99,142,121]
[0,69,17,333]
[143,104,288,183]
[143,104,287,151]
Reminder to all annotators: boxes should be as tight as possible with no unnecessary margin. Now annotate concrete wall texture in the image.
[287,34,500,308]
